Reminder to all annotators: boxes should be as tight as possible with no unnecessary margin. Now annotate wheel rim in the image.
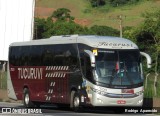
[74,96,80,108]
[25,93,29,105]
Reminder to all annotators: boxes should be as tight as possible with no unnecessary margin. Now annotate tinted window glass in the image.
[9,44,79,68]
[80,53,92,81]
[95,49,142,87]
[30,46,42,66]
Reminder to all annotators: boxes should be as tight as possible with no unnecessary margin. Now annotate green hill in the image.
[35,0,160,29]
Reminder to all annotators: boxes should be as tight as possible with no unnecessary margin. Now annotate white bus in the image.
[8,35,151,111]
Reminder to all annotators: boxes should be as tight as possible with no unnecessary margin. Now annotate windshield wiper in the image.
[125,71,134,85]
[109,69,117,86]
[109,69,134,86]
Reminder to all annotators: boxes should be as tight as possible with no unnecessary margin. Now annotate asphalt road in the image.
[0,102,158,116]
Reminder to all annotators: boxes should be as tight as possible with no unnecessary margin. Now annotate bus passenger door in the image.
[80,51,95,82]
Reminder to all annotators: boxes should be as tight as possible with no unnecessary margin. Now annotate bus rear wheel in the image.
[23,88,34,108]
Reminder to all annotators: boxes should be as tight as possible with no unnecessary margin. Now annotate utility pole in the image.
[118,15,123,38]
[109,14,126,38]
[117,15,126,38]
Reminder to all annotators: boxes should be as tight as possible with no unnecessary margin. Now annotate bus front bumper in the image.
[90,93,143,107]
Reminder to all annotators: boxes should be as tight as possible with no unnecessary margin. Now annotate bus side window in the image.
[29,46,42,66]
[42,50,53,66]
[9,47,14,65]
[16,47,22,66]
[21,46,29,66]
[9,46,21,66]
[65,44,80,71]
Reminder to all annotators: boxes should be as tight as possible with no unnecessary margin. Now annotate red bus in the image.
[8,35,151,111]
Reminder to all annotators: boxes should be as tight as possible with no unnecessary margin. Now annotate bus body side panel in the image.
[9,65,46,101]
[8,43,78,104]
[9,65,71,104]
[45,65,70,104]
[7,64,17,100]
[8,65,23,100]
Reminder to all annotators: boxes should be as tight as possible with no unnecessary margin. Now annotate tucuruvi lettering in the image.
[18,68,43,79]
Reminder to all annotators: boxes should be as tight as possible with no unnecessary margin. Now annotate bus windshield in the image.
[95,49,143,88]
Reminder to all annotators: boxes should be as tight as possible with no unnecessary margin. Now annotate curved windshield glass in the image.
[95,49,142,87]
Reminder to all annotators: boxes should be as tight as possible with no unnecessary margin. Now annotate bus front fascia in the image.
[83,50,145,107]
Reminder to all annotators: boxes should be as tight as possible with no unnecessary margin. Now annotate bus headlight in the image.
[92,88,107,96]
[137,99,143,104]
[135,90,143,96]
[97,98,103,104]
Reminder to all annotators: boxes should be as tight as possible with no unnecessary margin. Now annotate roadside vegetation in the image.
[144,73,160,98]
[36,0,160,29]
[0,72,7,90]
[34,8,119,39]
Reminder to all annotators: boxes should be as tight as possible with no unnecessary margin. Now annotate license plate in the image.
[117,100,126,104]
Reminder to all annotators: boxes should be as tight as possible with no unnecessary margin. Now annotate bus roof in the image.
[10,35,138,49]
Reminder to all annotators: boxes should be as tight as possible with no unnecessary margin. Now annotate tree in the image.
[33,17,55,39]
[140,10,160,70]
[124,9,160,73]
[124,9,160,96]
[51,8,74,22]
[34,8,88,39]
[34,18,47,39]
[42,21,90,37]
[123,26,137,43]
[89,0,106,7]
[109,0,139,7]
[90,25,119,36]
[140,10,160,96]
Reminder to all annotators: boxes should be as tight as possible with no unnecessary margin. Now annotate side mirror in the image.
[140,52,152,68]
[84,50,95,67]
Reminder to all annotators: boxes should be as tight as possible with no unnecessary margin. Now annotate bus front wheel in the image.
[70,91,81,112]
[23,88,33,108]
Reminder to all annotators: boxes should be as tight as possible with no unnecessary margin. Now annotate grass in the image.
[89,0,160,29]
[0,72,7,90]
[35,0,160,29]
[36,0,89,18]
[144,73,160,98]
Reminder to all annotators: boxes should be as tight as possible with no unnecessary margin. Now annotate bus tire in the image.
[33,102,41,108]
[71,91,81,112]
[23,88,34,108]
